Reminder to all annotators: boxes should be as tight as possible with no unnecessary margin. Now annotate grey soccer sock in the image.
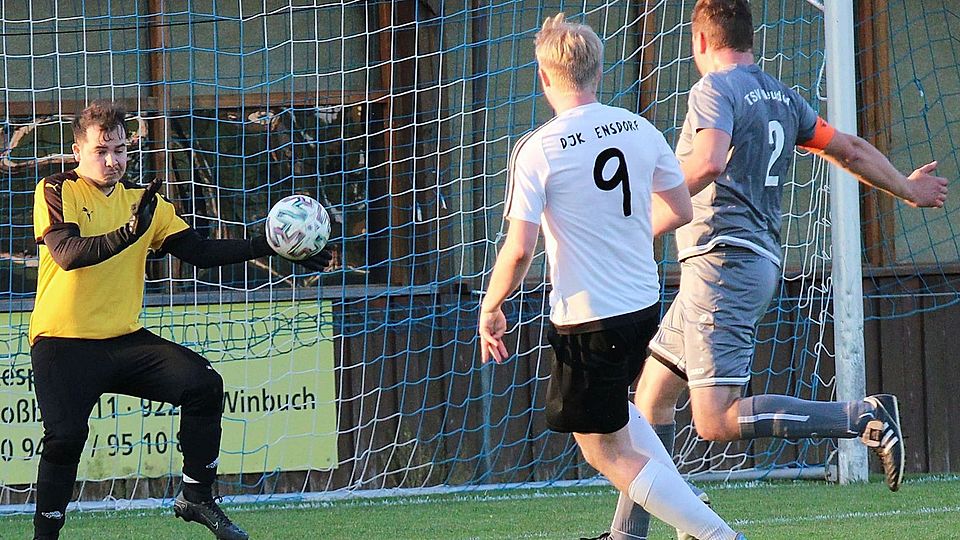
[737,394,874,439]
[609,423,676,540]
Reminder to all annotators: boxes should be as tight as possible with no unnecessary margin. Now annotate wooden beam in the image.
[369,0,418,286]
[471,0,490,283]
[136,1,174,285]
[0,91,387,118]
[856,0,895,266]
[637,0,660,118]
[635,2,666,259]
[412,11,451,285]
[147,0,171,183]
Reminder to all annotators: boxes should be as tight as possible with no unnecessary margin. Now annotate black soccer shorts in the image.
[544,304,659,434]
[31,328,224,464]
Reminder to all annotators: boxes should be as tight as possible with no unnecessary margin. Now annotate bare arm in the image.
[812,131,948,208]
[682,128,732,196]
[652,182,693,237]
[478,218,540,363]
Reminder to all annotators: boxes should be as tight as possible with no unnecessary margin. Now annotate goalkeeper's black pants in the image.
[30,329,224,539]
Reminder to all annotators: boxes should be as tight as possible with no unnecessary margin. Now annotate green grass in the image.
[3,475,960,539]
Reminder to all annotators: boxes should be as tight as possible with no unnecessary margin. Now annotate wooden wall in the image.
[4,274,959,506]
[863,273,960,474]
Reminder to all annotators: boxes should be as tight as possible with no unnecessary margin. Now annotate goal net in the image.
[1,0,958,510]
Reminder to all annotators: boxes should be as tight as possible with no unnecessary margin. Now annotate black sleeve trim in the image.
[159,227,193,247]
[36,172,80,244]
[159,228,273,269]
[43,180,66,227]
[37,222,74,245]
[42,222,136,271]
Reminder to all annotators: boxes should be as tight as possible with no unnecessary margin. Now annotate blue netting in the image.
[0,0,956,511]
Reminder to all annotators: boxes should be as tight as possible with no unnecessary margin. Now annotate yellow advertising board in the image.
[0,300,337,484]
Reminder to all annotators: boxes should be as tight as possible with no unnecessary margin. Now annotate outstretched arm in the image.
[809,131,948,208]
[478,218,539,364]
[159,228,272,268]
[160,229,333,271]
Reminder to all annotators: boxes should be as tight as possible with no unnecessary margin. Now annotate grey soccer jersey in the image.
[674,64,820,265]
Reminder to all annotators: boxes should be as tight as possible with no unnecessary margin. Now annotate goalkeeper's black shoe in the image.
[174,494,250,540]
[861,394,905,492]
[579,534,611,540]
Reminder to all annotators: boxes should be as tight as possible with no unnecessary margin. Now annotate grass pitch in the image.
[2,475,959,539]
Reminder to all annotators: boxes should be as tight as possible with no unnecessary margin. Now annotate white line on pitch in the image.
[731,504,960,526]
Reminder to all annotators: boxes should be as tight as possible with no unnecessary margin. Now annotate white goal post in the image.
[824,0,869,484]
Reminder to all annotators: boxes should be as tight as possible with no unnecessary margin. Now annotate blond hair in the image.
[535,13,603,93]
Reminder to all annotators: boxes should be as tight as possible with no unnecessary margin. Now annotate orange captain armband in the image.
[798,116,836,151]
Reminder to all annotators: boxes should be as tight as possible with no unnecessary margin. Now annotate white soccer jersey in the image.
[506,102,685,327]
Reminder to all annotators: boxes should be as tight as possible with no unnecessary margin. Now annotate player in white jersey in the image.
[591,1,950,540]
[478,13,746,540]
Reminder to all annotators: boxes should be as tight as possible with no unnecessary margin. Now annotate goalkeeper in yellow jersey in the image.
[29,100,331,540]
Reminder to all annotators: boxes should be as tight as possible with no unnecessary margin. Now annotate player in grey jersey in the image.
[587,1,950,540]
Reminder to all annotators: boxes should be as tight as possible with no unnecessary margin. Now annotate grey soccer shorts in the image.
[649,248,779,388]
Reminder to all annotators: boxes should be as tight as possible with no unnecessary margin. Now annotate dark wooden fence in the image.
[863,272,960,473]
[3,273,958,506]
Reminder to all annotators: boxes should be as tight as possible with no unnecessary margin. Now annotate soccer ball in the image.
[265,195,331,260]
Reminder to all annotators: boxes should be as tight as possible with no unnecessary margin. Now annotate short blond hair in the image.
[535,13,603,93]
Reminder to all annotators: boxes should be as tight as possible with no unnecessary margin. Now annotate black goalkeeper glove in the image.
[250,235,334,272]
[295,247,334,272]
[126,177,162,239]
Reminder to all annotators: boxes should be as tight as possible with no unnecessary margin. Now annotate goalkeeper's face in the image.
[73,125,128,192]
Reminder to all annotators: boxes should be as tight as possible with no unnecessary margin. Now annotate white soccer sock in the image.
[625,401,676,468]
[627,460,738,540]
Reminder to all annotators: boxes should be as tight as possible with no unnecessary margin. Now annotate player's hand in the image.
[905,161,948,208]
[290,247,334,272]
[127,177,162,237]
[478,308,509,364]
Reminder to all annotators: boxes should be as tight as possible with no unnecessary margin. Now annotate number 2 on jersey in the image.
[593,147,632,216]
[765,120,785,187]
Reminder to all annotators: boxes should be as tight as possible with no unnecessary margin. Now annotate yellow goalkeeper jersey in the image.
[29,171,188,344]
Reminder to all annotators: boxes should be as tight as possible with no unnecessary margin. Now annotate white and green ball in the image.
[265,194,331,260]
